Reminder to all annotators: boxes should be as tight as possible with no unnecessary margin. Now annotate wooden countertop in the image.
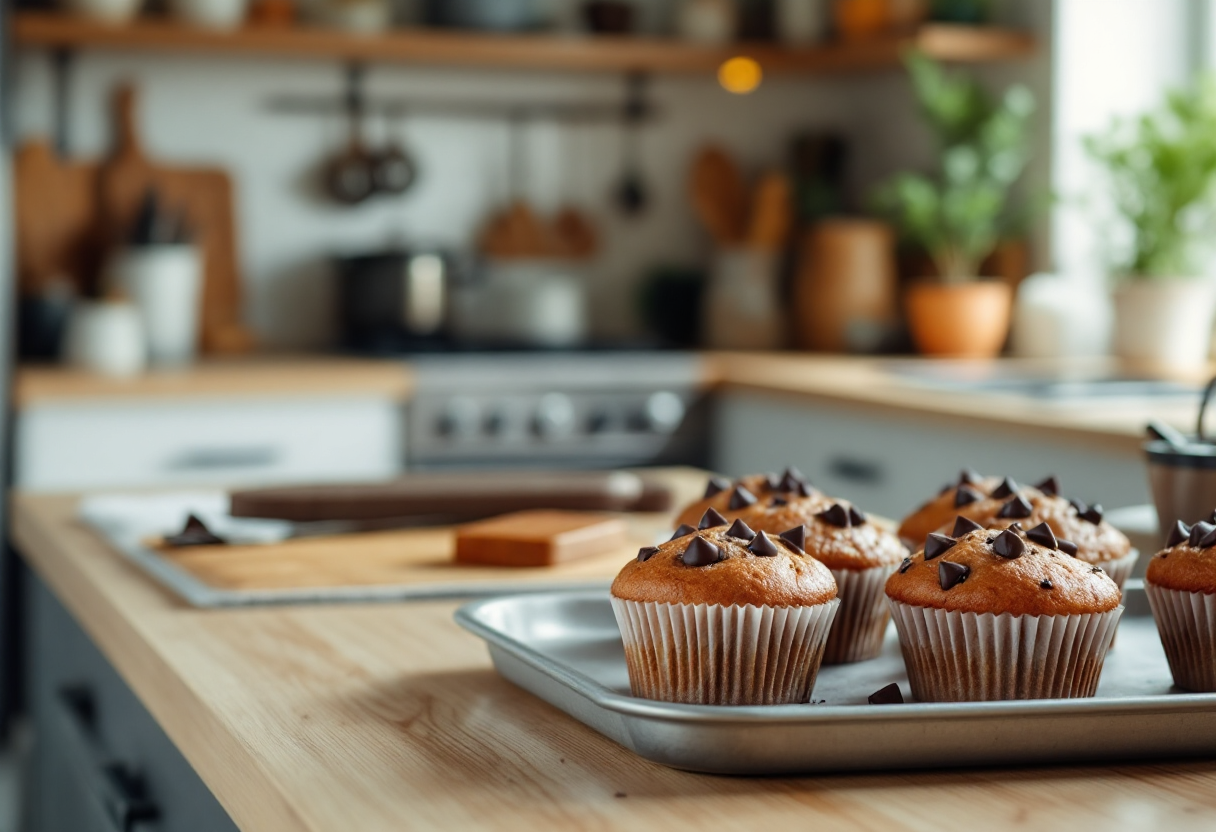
[13,357,413,406]
[16,485,1216,832]
[15,352,1197,454]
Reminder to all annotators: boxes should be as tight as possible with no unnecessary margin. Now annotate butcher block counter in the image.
[14,485,1216,832]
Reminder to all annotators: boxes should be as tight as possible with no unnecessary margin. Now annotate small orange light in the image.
[718,56,763,94]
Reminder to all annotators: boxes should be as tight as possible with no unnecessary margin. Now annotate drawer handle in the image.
[55,686,160,832]
[164,446,281,471]
[827,456,884,485]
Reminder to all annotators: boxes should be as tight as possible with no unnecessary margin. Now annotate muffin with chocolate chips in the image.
[885,517,1123,701]
[897,469,1058,544]
[939,477,1137,590]
[1145,515,1216,692]
[674,469,829,529]
[732,497,906,664]
[611,509,839,705]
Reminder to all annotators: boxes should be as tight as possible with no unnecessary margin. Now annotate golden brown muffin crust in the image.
[897,473,1006,542]
[1147,519,1216,593]
[885,524,1121,617]
[951,491,1131,564]
[611,525,838,608]
[675,470,830,529]
[734,498,906,570]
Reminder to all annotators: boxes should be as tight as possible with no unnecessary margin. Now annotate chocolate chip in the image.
[991,477,1019,499]
[1058,539,1079,557]
[1040,579,1053,589]
[958,468,980,486]
[698,508,728,530]
[996,495,1033,519]
[164,514,226,547]
[778,468,806,492]
[1069,499,1087,515]
[1091,565,1103,573]
[704,476,730,499]
[682,537,722,567]
[1025,522,1058,549]
[817,503,851,527]
[992,528,1026,559]
[725,518,757,540]
[955,485,983,507]
[1167,520,1191,548]
[848,506,868,526]
[1201,527,1216,549]
[899,557,914,574]
[1034,475,1060,496]
[1080,505,1104,525]
[1191,521,1215,548]
[669,524,697,541]
[795,481,817,499]
[938,560,970,590]
[636,546,659,562]
[868,683,904,705]
[924,533,957,561]
[770,496,788,507]
[748,531,781,558]
[778,525,808,553]
[951,516,984,537]
[728,486,758,510]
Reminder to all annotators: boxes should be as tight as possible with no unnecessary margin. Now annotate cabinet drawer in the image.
[713,392,1148,520]
[15,396,403,492]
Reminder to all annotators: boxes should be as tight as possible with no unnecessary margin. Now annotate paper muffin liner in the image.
[1146,581,1216,692]
[887,599,1123,701]
[1095,549,1139,592]
[824,565,897,664]
[610,596,839,705]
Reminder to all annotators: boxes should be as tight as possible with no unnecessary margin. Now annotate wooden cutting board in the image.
[14,84,253,353]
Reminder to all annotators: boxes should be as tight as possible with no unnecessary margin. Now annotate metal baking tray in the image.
[456,583,1216,774]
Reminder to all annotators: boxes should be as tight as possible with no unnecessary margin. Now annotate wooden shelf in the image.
[11,12,1035,75]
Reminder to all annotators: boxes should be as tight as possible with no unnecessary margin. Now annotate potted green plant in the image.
[876,51,1035,358]
[1086,76,1216,368]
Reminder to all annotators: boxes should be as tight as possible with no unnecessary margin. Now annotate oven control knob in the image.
[484,409,510,437]
[587,409,613,434]
[532,393,575,439]
[643,391,685,433]
[437,397,479,440]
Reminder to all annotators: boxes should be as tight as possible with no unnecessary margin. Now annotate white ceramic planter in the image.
[63,300,147,378]
[1112,278,1216,368]
[106,245,203,367]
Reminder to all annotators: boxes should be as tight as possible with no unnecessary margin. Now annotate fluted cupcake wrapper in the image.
[887,599,1123,702]
[1096,549,1139,593]
[1146,582,1216,692]
[824,565,898,664]
[610,597,839,705]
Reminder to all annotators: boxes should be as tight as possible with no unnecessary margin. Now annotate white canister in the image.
[63,300,147,378]
[107,245,204,368]
[1111,277,1216,369]
[168,0,248,28]
[703,247,785,350]
[775,0,826,44]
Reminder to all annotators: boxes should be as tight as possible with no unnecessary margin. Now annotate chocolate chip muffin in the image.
[674,469,830,530]
[937,477,1137,589]
[611,511,839,705]
[885,517,1123,701]
[897,469,1019,543]
[1145,516,1216,691]
[731,497,906,664]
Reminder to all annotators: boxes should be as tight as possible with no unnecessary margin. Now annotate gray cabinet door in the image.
[24,569,239,832]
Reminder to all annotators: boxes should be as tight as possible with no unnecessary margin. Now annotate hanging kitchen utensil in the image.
[613,74,649,216]
[371,110,417,197]
[689,144,747,245]
[324,66,376,206]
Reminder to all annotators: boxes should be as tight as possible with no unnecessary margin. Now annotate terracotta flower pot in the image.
[905,279,1013,358]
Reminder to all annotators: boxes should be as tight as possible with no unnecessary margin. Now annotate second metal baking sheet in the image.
[456,583,1216,774]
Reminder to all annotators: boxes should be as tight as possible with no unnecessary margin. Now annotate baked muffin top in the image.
[734,497,906,571]
[898,470,1010,542]
[949,487,1131,565]
[611,511,838,608]
[1146,516,1216,594]
[885,516,1121,617]
[675,469,831,529]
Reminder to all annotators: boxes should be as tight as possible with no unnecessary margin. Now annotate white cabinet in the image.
[713,391,1149,519]
[15,396,404,492]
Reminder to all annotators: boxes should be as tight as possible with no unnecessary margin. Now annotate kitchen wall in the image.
[11,0,1051,349]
